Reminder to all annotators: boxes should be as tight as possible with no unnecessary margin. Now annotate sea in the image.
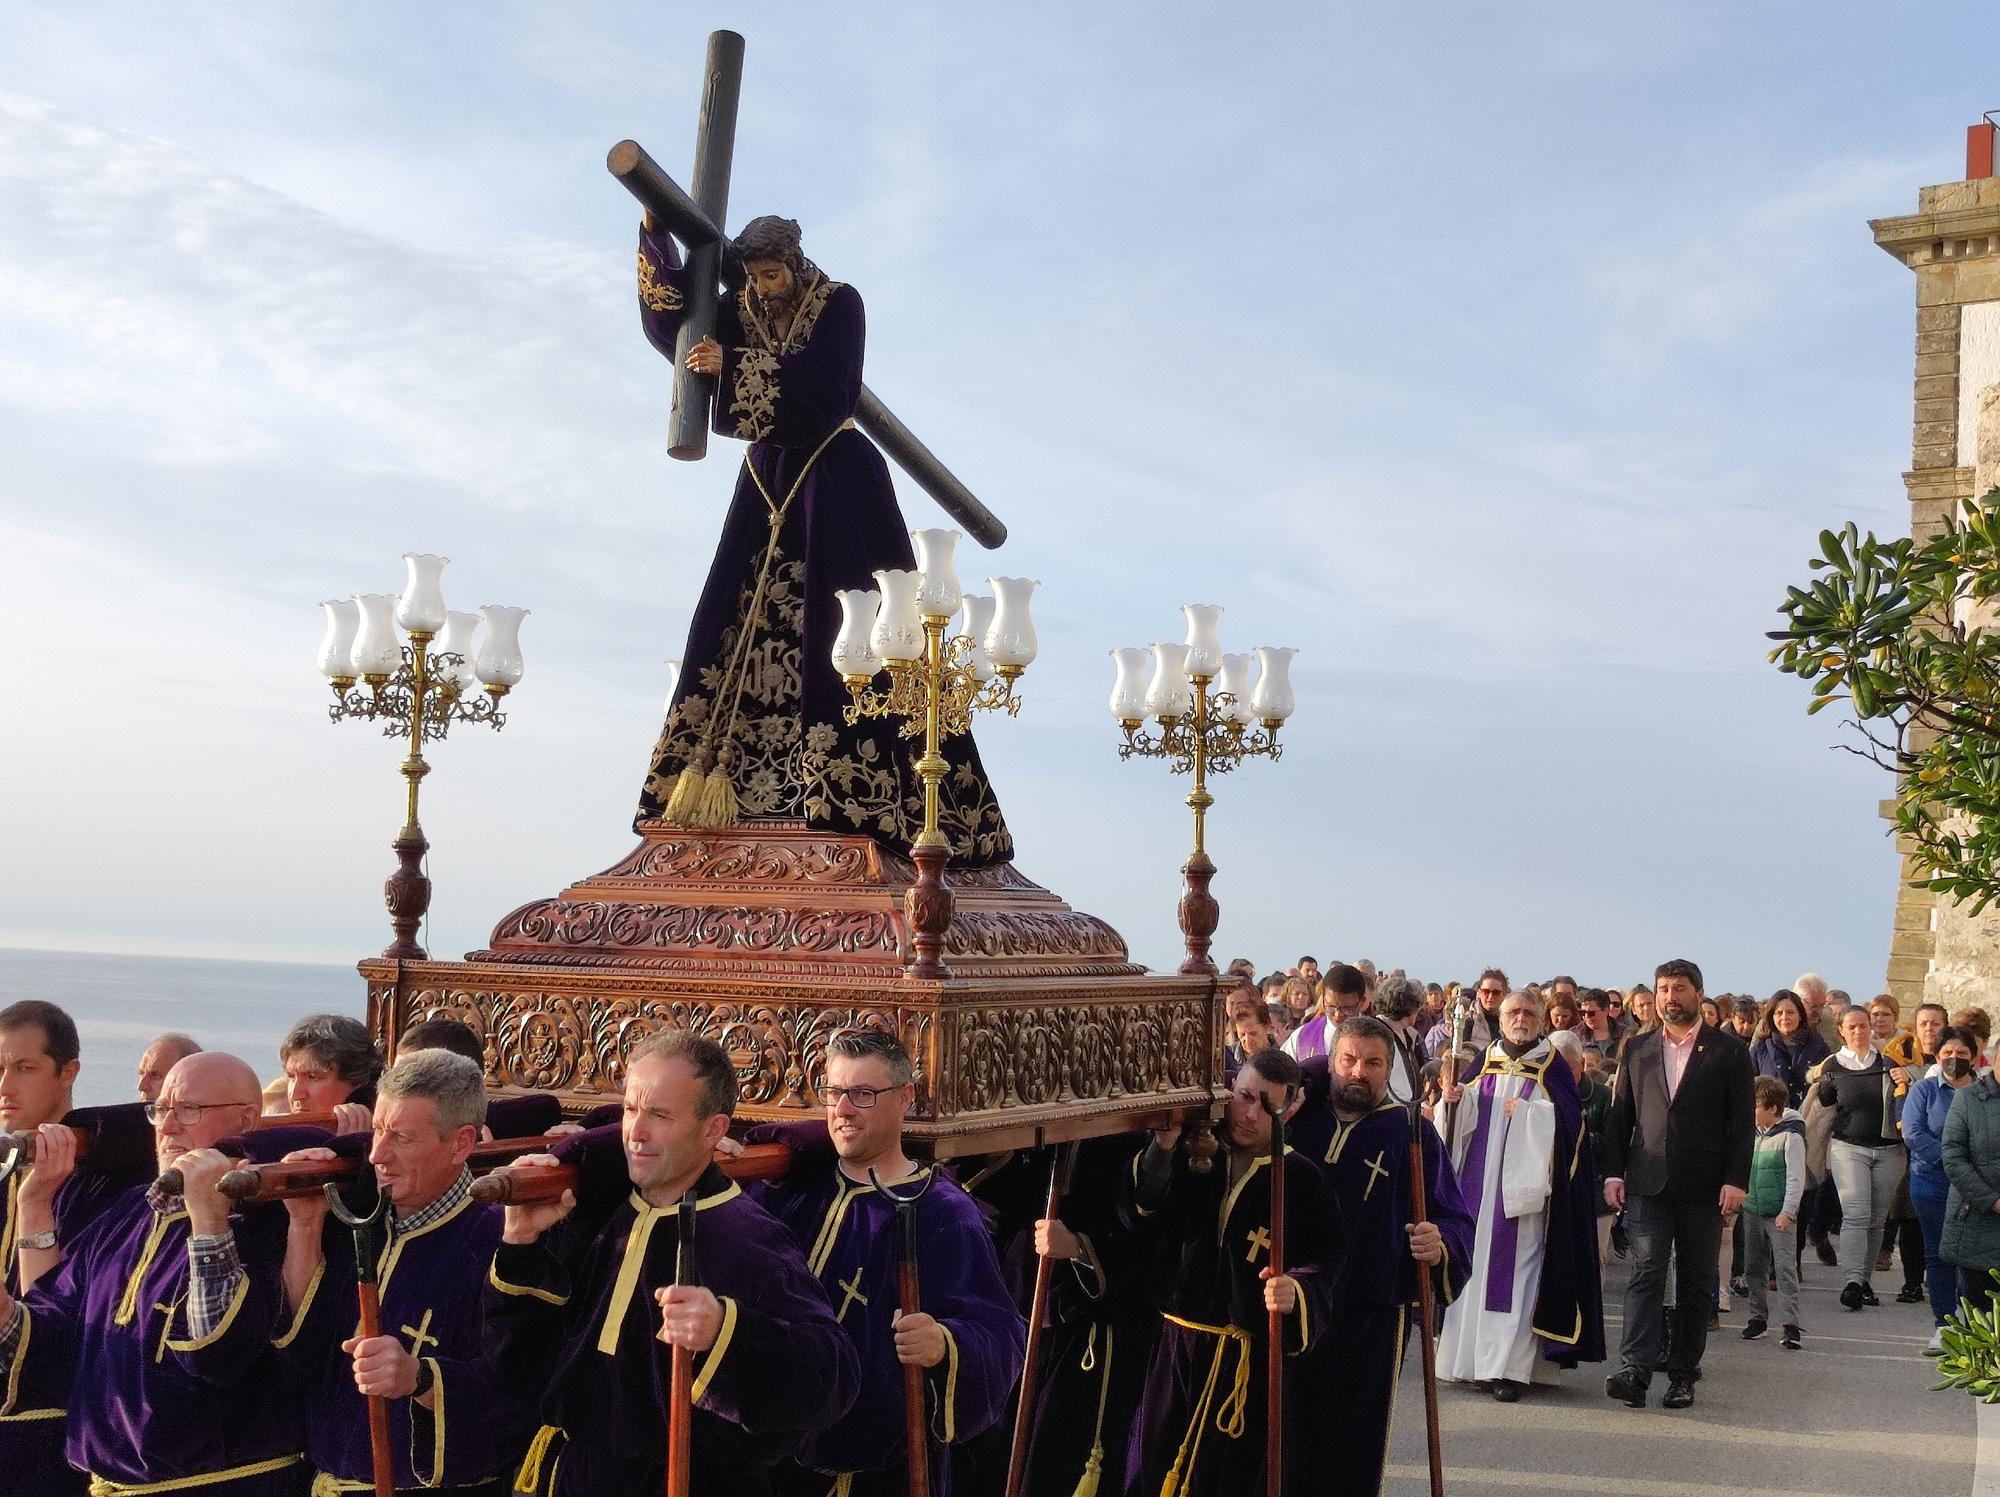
[0,946,362,1109]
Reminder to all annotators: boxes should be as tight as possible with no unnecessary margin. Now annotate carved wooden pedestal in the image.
[362,822,1221,1157]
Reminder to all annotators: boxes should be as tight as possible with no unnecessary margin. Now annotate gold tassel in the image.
[661,767,701,824]
[1071,1445,1103,1497]
[693,767,739,829]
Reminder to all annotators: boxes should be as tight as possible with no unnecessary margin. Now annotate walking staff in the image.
[1261,1098,1287,1497]
[871,1166,938,1497]
[1400,1042,1447,1497]
[324,1181,395,1497]
[1004,1145,1074,1497]
[667,1193,698,1497]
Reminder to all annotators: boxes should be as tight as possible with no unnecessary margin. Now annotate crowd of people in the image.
[0,959,1987,1495]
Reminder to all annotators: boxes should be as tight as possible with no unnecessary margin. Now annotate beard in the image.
[1334,1079,1378,1113]
[1660,999,1698,1026]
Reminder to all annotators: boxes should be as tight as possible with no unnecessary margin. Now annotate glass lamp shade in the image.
[870,570,925,665]
[959,594,997,682]
[348,594,403,677]
[1181,603,1224,680]
[984,577,1039,670]
[396,553,449,635]
[434,608,478,662]
[316,599,360,679]
[831,589,886,677]
[1214,652,1255,724]
[1145,643,1195,719]
[473,605,529,688]
[1249,646,1298,722]
[1108,646,1151,720]
[662,659,682,714]
[910,528,964,619]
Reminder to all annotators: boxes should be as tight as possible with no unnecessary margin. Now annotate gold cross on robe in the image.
[1363,1151,1391,1201]
[400,1308,439,1358]
[1245,1226,1272,1264]
[835,1268,870,1323]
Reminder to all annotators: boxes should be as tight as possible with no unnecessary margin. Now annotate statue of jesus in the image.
[632,214,1014,866]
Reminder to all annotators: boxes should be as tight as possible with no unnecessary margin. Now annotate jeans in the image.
[1741,1209,1800,1329]
[1620,1190,1724,1384]
[1827,1140,1906,1288]
[1912,1183,1957,1325]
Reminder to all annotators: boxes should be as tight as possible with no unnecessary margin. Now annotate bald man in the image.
[0,1052,307,1494]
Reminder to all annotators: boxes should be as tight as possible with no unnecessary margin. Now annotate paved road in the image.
[1384,1250,1975,1496]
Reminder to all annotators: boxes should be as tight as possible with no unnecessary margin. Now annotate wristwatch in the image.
[411,1359,435,1399]
[16,1229,57,1252]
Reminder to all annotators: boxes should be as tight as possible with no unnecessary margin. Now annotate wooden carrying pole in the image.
[471,1143,792,1205]
[869,1167,937,1497]
[1263,1102,1286,1497]
[1003,1146,1073,1497]
[667,1193,698,1497]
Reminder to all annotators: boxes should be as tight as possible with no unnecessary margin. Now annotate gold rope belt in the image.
[88,1453,302,1496]
[1154,1313,1251,1497]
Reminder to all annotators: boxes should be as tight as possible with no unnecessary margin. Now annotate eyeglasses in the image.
[823,1085,899,1109]
[143,1101,243,1127]
[1477,987,1505,999]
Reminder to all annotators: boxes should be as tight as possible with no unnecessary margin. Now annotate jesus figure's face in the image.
[744,258,795,307]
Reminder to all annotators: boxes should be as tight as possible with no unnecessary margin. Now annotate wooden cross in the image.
[834,1268,870,1323]
[1362,1151,1391,1201]
[1244,1226,1272,1265]
[400,1308,439,1358]
[607,31,1005,546]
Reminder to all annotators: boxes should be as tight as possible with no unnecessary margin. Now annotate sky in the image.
[1,1,1992,996]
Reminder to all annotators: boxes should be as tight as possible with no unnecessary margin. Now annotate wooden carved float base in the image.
[361,823,1220,1157]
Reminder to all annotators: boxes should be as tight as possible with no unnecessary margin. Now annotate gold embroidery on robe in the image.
[636,251,683,313]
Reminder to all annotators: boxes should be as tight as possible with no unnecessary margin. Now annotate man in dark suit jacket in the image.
[1600,957,1754,1410]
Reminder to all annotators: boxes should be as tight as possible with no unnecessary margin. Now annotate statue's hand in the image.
[686,337,723,376]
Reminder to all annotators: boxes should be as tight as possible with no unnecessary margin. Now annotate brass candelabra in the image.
[1110,611,1295,975]
[319,558,527,960]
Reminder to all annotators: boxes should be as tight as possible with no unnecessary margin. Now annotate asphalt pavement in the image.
[1383,1244,1976,1496]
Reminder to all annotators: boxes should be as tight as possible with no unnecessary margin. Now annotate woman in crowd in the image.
[1816,1005,1907,1310]
[1942,1039,2000,1324]
[1754,991,1833,1104]
[1628,986,1658,1031]
[1729,998,1761,1043]
[1907,1024,1981,1350]
[1546,990,1580,1036]
[1953,1007,1992,1068]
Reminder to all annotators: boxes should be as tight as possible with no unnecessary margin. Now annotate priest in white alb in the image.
[1435,990,1604,1401]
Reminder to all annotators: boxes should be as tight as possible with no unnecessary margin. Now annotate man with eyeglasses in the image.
[1573,990,1626,1062]
[1283,962,1368,1064]
[747,1027,1024,1496]
[0,1050,307,1495]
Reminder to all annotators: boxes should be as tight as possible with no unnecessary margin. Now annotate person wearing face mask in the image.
[1907,1026,1981,1351]
[1813,1007,1906,1312]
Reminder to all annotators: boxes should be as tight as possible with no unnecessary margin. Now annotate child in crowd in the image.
[1742,1074,1807,1350]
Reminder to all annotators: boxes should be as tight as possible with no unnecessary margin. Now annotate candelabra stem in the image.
[384,633,434,960]
[905,613,955,980]
[1178,676,1220,976]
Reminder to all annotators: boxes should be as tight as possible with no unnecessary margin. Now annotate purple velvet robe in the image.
[3,1186,305,1493]
[277,1192,529,1494]
[1,1105,156,1497]
[483,1162,859,1497]
[631,226,1013,865]
[1288,1079,1475,1497]
[747,1143,1026,1496]
[1119,1144,1344,1497]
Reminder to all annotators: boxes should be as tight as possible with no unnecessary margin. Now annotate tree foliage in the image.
[1767,490,2000,912]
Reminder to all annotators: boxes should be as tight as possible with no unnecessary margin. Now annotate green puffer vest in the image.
[1745,1116,1803,1216]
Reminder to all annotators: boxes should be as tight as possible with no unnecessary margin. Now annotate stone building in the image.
[1869,122,2000,1012]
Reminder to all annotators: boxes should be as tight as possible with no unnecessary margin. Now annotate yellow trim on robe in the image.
[417,1355,446,1486]
[164,1271,249,1353]
[512,1424,562,1494]
[270,1259,325,1350]
[806,1166,919,1274]
[1154,1314,1252,1497]
[1216,1155,1269,1242]
[487,1258,566,1306]
[1,1304,31,1416]
[374,1192,473,1302]
[86,1452,304,1495]
[596,1185,744,1356]
[0,1408,63,1422]
[2,1173,18,1271]
[115,1211,186,1327]
[1288,1280,1310,1355]
[937,1322,961,1444]
[688,1294,738,1403]
[1128,1151,1156,1218]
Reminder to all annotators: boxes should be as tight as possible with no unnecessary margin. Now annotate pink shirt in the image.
[1662,1024,1699,1099]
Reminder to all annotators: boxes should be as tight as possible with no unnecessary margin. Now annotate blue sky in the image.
[1,3,1992,993]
